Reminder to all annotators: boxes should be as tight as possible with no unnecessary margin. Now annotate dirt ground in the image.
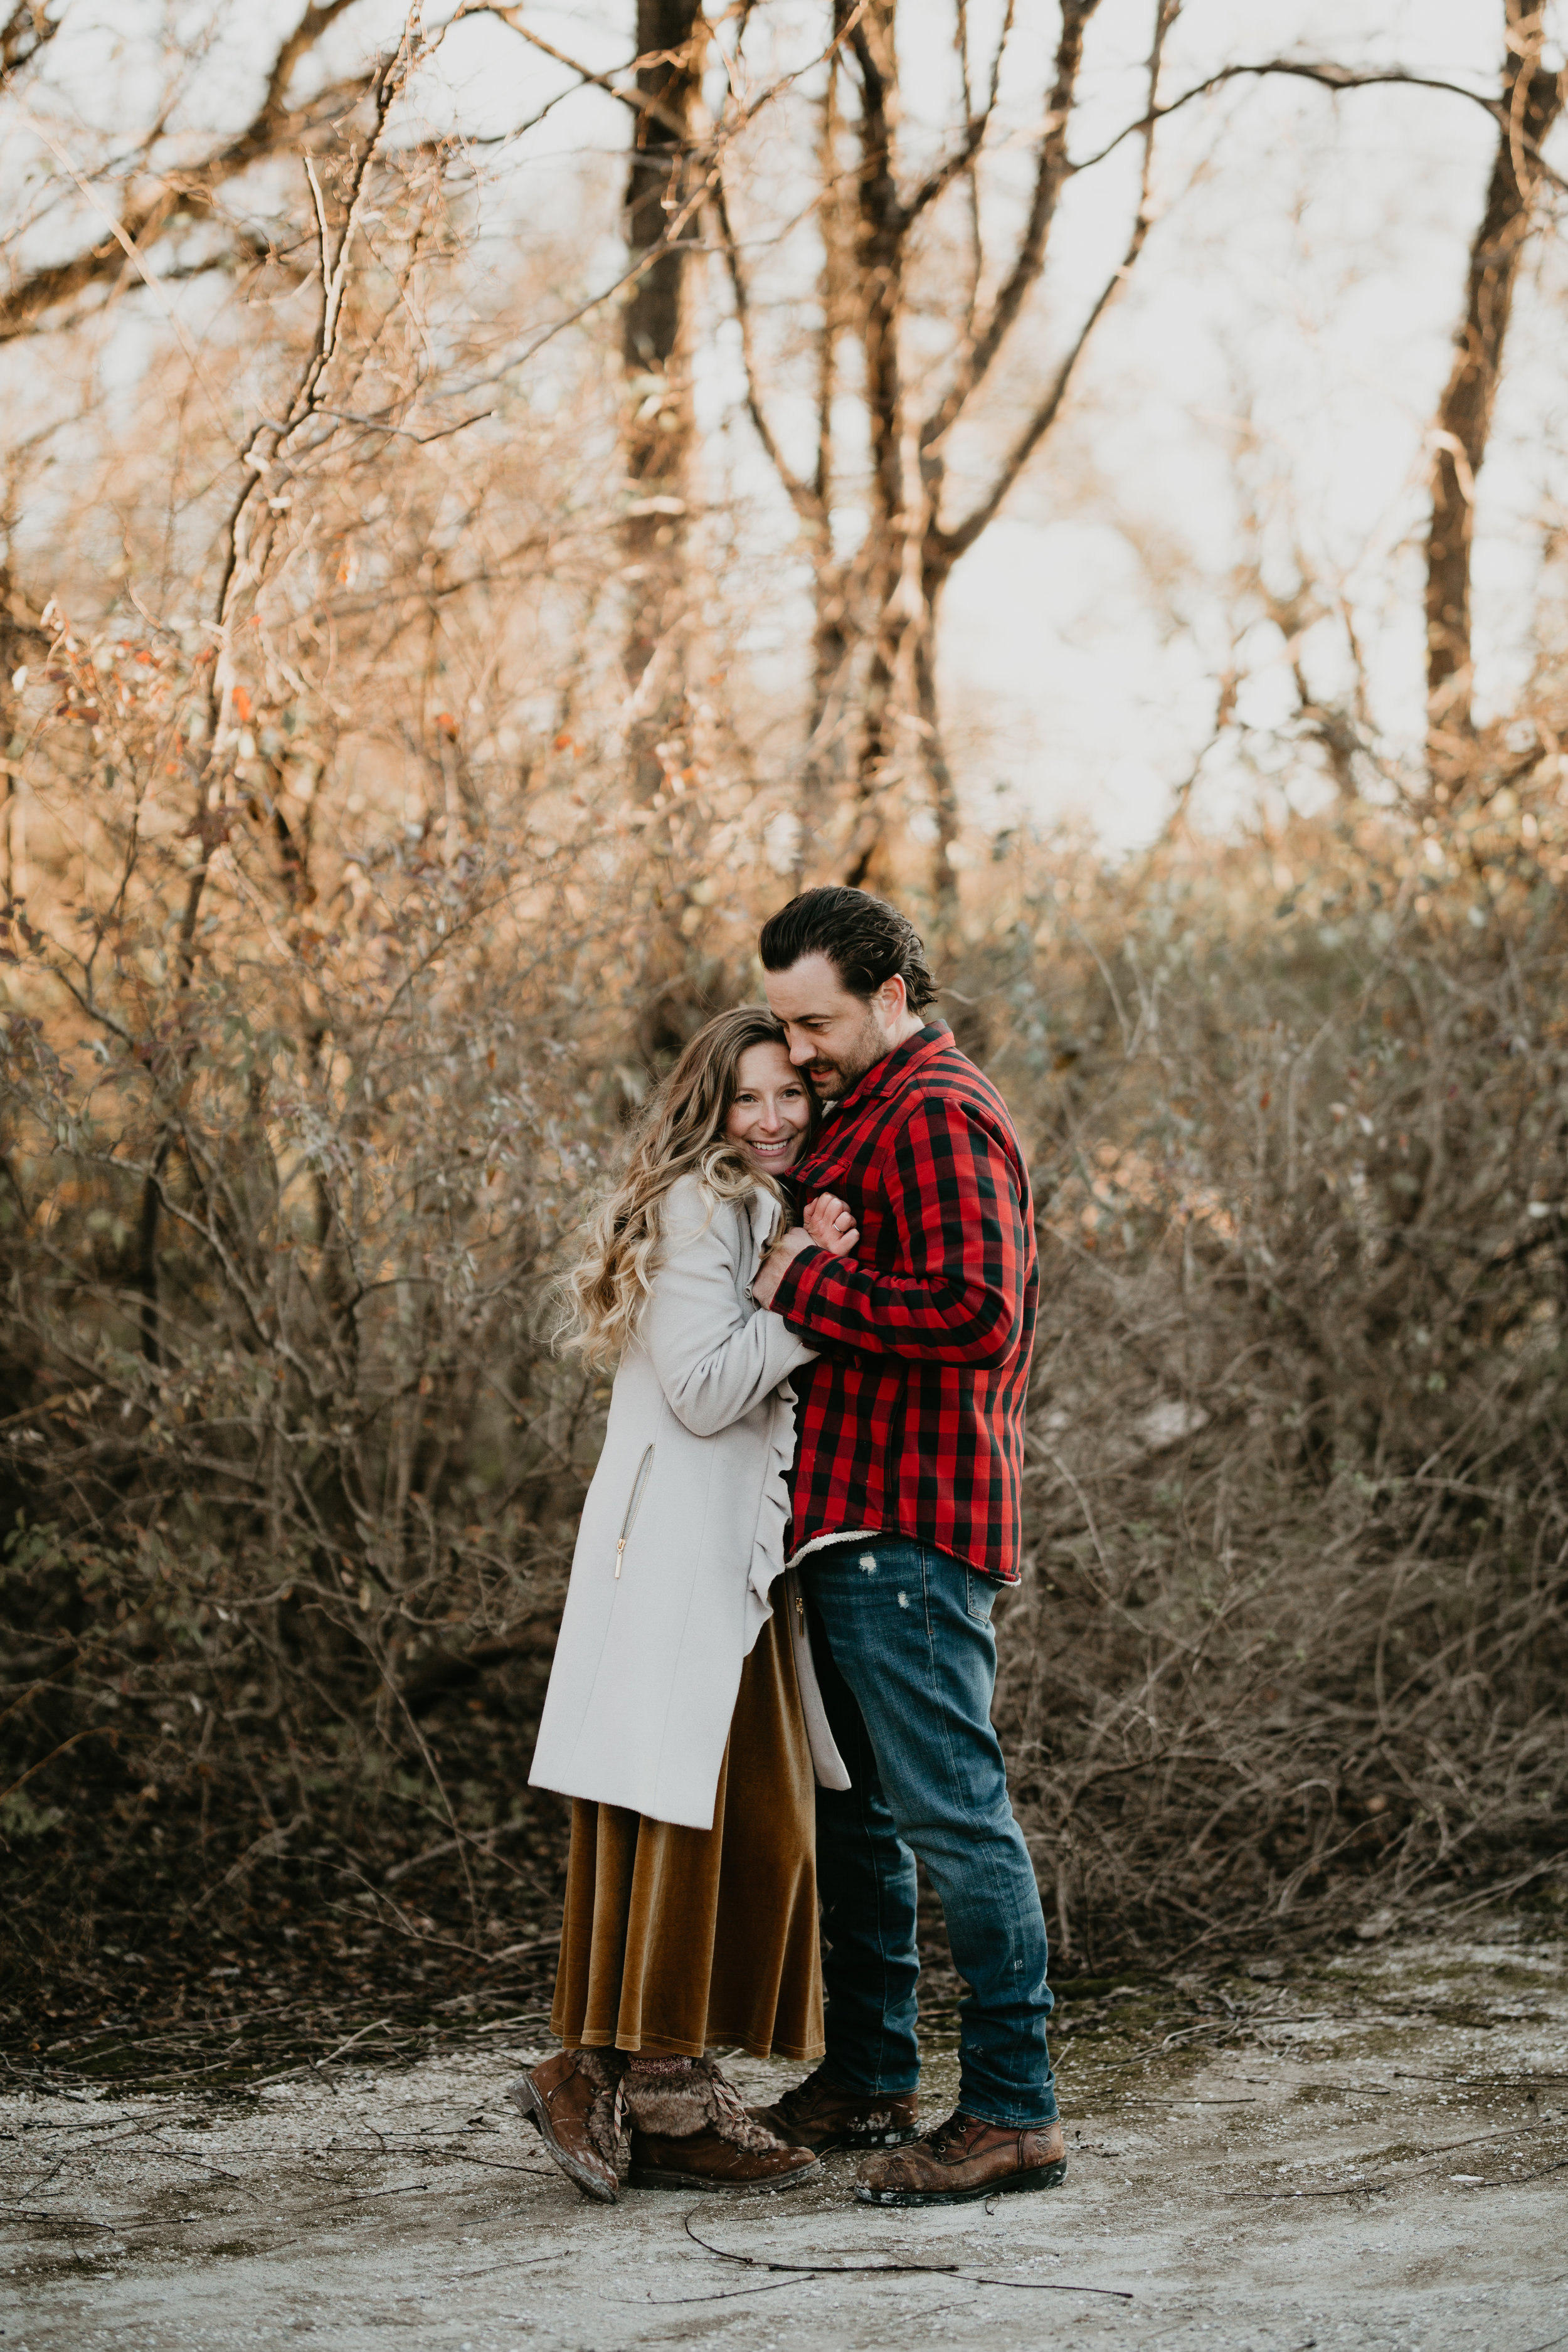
[4,1917,1565,2352]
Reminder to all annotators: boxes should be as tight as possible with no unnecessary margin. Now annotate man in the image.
[749,885,1064,2208]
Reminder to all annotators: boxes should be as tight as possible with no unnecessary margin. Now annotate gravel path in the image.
[4,1921,1565,2350]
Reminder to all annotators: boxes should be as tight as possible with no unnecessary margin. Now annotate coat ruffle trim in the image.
[747,1375,799,1618]
[743,1184,797,1622]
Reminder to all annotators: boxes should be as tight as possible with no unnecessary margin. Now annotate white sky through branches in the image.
[3,0,1564,847]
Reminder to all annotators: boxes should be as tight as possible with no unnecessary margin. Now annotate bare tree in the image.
[719,0,1177,911]
[714,4,1568,898]
[1423,1,1565,788]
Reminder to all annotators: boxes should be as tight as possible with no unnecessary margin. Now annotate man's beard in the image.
[805,1008,886,1098]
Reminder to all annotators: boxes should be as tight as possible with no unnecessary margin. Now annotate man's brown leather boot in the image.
[507,2051,623,2204]
[855,2109,1067,2206]
[622,2056,822,2195]
[748,2063,920,2154]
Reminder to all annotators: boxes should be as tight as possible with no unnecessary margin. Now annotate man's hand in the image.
[803,1193,859,1258]
[752,1225,815,1309]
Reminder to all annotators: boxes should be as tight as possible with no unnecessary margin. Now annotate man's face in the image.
[762,952,908,1099]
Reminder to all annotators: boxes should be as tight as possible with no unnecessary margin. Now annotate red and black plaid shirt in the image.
[773,1020,1036,1585]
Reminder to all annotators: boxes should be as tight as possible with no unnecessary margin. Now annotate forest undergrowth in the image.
[3,649,1567,2069]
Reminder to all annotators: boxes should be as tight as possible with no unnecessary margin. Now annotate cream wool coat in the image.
[529,1173,850,1832]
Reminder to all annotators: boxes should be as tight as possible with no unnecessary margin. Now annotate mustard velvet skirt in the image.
[549,1608,824,2061]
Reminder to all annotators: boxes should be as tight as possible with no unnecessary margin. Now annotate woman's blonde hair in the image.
[562,1005,813,1367]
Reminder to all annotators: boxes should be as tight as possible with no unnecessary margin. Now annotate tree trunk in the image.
[839,0,1117,907]
[798,66,854,887]
[623,0,703,807]
[840,0,915,894]
[1424,1,1564,787]
[914,568,960,921]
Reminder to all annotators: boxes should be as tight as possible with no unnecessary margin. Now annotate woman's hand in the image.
[751,1226,812,1308]
[803,1193,859,1259]
[753,1199,857,1306]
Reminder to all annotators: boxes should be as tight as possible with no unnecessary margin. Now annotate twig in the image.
[0,1727,112,1806]
[1234,2178,1391,2200]
[444,2151,554,2176]
[0,2201,150,2232]
[0,1385,103,1434]
[680,2211,1134,2300]
[310,405,497,445]
[1118,2094,1258,2105]
[134,2135,242,2182]
[1461,2158,1568,2191]
[1070,60,1568,196]
[326,2180,431,2201]
[645,2277,810,2307]
[249,2016,393,2088]
[6,110,232,425]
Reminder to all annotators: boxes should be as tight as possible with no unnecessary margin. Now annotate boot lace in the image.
[705,2063,755,2129]
[919,2110,988,2159]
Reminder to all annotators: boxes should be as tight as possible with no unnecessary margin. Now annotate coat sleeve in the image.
[641,1182,816,1436]
[769,1096,1025,1369]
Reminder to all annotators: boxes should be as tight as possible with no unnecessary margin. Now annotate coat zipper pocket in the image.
[614,1444,655,1579]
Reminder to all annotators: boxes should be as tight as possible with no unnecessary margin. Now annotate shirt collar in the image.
[820,1019,951,1122]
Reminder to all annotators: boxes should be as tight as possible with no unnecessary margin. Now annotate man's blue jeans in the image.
[801,1535,1057,2129]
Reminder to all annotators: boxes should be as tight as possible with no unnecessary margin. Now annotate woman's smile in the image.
[724,1040,813,1172]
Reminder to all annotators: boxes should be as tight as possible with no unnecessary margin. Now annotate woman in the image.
[514,1007,857,2202]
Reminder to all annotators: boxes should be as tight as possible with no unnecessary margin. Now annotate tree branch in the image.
[11,109,231,426]
[940,0,1175,566]
[918,0,1103,457]
[0,1,374,342]
[453,4,687,137]
[902,0,1017,228]
[454,6,871,394]
[709,166,820,521]
[1,0,61,82]
[1070,58,1568,196]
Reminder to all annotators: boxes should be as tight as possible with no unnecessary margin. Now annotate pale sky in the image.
[5,1,1565,848]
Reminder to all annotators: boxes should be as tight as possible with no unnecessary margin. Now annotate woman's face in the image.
[724,1041,813,1173]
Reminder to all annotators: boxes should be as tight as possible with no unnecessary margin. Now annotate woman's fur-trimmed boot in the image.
[620,2057,822,2194]
[509,2048,628,2201]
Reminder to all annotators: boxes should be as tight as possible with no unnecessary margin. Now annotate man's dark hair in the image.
[759,886,938,1015]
